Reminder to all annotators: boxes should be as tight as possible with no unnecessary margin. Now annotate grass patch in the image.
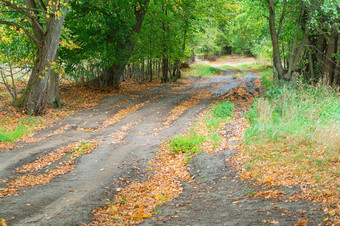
[236,84,340,218]
[221,65,243,73]
[170,100,234,157]
[238,63,272,73]
[0,116,43,142]
[182,64,222,77]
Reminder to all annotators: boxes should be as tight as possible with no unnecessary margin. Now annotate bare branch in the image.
[0,20,39,46]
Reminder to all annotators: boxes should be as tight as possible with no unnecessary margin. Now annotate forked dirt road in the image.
[0,57,323,225]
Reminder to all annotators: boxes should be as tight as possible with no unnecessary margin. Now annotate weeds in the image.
[221,65,243,73]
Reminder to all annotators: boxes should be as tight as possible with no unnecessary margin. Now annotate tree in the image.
[0,0,69,115]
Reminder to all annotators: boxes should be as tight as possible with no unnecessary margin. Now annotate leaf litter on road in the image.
[0,139,101,199]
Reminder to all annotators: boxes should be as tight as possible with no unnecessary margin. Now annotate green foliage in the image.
[183,64,221,77]
[170,131,206,155]
[245,85,340,150]
[211,101,234,118]
[0,117,40,142]
[169,100,234,157]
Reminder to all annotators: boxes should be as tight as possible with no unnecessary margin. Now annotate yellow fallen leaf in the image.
[1,219,7,226]
[243,172,251,178]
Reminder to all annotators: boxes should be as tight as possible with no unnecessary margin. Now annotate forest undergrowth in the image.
[232,70,340,224]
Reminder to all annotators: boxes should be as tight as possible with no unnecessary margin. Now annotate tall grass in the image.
[239,84,340,215]
[245,85,340,150]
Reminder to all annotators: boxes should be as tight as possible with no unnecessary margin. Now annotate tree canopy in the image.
[0,0,339,114]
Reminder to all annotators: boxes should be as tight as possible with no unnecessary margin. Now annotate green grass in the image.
[170,100,234,157]
[0,116,41,142]
[182,64,222,77]
[245,85,340,147]
[221,65,243,73]
[211,101,234,118]
[238,84,340,211]
[238,63,272,73]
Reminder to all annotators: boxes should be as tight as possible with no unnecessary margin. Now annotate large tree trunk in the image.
[15,7,67,115]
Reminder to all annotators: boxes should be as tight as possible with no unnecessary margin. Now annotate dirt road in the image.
[0,64,254,225]
[0,59,323,225]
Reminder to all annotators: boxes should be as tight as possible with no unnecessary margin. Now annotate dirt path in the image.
[0,58,323,225]
[142,110,323,226]
[0,62,253,225]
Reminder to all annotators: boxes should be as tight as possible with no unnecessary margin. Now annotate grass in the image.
[236,82,340,220]
[0,116,42,142]
[221,65,243,73]
[238,63,272,73]
[170,101,234,158]
[245,85,339,146]
[182,64,222,77]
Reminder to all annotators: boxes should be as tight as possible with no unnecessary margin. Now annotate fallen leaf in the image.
[297,220,308,225]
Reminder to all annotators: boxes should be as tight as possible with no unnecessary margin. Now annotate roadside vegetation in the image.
[170,100,234,159]
[182,64,222,77]
[233,76,340,223]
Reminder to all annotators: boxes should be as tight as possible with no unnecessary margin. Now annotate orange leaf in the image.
[297,220,308,226]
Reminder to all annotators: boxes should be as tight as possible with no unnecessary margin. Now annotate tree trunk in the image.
[162,57,169,83]
[172,60,181,82]
[15,8,67,115]
[149,59,153,82]
[267,0,285,80]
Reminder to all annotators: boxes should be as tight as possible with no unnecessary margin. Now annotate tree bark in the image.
[47,53,61,107]
[162,57,169,83]
[15,2,67,115]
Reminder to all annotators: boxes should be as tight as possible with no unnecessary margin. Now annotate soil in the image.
[0,57,323,225]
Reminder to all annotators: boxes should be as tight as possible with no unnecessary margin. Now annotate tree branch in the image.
[0,0,45,36]
[36,0,47,11]
[0,20,39,46]
[277,0,287,37]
